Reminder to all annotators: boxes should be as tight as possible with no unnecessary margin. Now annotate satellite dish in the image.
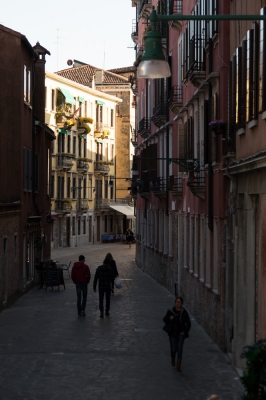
[67,59,73,66]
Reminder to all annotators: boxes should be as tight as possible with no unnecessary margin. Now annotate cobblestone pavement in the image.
[0,243,243,400]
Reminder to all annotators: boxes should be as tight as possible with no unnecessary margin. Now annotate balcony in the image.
[138,117,151,139]
[76,199,89,211]
[168,86,183,114]
[187,35,206,87]
[131,128,138,147]
[169,0,183,31]
[152,100,167,127]
[139,0,152,19]
[94,161,110,175]
[56,155,74,171]
[131,19,138,44]
[138,180,150,199]
[55,199,72,212]
[94,122,103,134]
[134,45,144,68]
[95,198,115,210]
[77,160,89,172]
[150,177,167,199]
[169,175,183,200]
[187,169,205,199]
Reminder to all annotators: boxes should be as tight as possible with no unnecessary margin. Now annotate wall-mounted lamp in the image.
[138,6,266,79]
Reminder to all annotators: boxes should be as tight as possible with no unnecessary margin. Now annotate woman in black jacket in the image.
[163,296,191,372]
[105,253,118,293]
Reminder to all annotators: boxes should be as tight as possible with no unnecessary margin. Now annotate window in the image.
[104,215,108,232]
[23,65,31,104]
[77,217,80,235]
[111,144,114,162]
[51,174,54,198]
[72,217,75,236]
[67,176,71,198]
[73,136,76,155]
[83,179,86,199]
[104,178,108,199]
[23,147,32,191]
[84,100,87,116]
[67,135,71,153]
[83,218,86,234]
[111,108,114,127]
[78,137,82,157]
[73,177,76,199]
[84,139,87,158]
[51,89,55,111]
[88,175,93,199]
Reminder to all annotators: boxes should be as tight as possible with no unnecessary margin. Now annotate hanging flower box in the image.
[209,120,226,134]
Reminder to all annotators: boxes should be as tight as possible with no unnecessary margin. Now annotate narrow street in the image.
[0,243,243,400]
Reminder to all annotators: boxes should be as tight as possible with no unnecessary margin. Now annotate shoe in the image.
[100,313,104,318]
[176,358,182,373]
[105,311,110,316]
[81,311,86,317]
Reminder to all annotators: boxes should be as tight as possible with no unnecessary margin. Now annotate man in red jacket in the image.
[71,255,91,317]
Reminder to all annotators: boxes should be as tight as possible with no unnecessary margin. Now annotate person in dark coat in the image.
[126,228,134,248]
[104,252,118,293]
[93,257,114,318]
[71,255,91,317]
[163,296,191,372]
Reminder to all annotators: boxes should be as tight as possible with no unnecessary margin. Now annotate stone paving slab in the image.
[0,244,243,400]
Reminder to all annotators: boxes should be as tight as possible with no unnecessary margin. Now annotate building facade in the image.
[54,63,137,241]
[45,72,123,247]
[0,26,54,309]
[131,0,266,371]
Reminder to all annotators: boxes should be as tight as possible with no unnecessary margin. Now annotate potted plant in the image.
[209,119,226,134]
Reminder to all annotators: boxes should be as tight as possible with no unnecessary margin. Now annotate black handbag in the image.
[162,309,175,333]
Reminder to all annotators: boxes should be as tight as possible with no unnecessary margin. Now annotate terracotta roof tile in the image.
[56,64,130,86]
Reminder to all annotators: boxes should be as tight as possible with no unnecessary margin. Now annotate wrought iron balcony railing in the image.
[55,199,72,212]
[168,86,183,114]
[169,175,183,198]
[56,155,74,171]
[187,169,205,199]
[169,0,183,14]
[131,19,138,43]
[138,117,151,139]
[95,198,115,210]
[152,100,167,127]
[150,177,167,198]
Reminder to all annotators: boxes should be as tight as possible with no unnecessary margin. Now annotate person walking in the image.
[93,256,114,318]
[71,255,91,317]
[163,296,191,372]
[126,228,134,249]
[104,252,119,294]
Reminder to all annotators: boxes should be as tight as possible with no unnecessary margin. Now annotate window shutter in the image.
[28,149,32,191]
[253,22,259,119]
[246,30,253,121]
[34,153,39,192]
[240,40,247,126]
[204,100,209,164]
[178,123,185,172]
[23,147,28,190]
[259,7,266,112]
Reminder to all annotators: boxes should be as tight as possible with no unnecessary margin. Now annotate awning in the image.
[78,96,84,103]
[59,88,76,105]
[58,129,68,134]
[96,100,105,105]
[109,205,135,219]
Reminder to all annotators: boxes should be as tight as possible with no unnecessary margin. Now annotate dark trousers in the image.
[99,289,111,313]
[76,282,88,315]
[169,335,185,359]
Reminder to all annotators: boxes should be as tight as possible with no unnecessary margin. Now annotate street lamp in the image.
[138,7,266,79]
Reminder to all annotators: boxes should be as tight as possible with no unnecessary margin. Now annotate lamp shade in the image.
[137,28,171,79]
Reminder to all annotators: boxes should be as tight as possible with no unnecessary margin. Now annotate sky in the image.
[2,0,136,73]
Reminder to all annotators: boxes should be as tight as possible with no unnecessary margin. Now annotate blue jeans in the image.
[76,282,88,315]
[99,289,111,313]
[169,335,185,359]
